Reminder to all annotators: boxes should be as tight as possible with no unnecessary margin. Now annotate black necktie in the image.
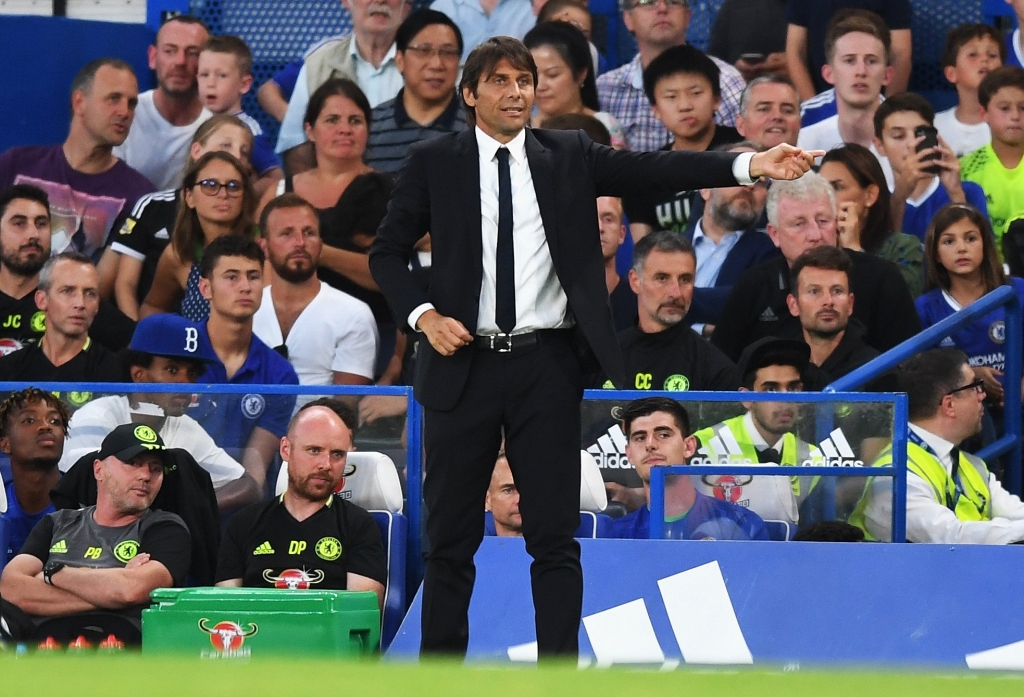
[495,147,516,334]
[757,448,781,464]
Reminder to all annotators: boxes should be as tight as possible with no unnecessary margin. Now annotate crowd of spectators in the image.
[3,0,1024,645]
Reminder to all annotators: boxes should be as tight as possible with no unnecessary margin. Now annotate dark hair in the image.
[620,397,691,439]
[819,143,894,254]
[187,113,254,169]
[923,203,1006,293]
[198,233,265,279]
[0,184,49,221]
[70,57,134,103]
[304,77,372,130]
[291,397,357,433]
[979,65,1024,109]
[259,193,320,238]
[38,251,92,293]
[789,245,853,292]
[524,21,599,111]
[792,521,865,542]
[642,43,720,104]
[0,387,70,438]
[541,112,611,145]
[155,15,209,44]
[174,151,257,264]
[396,9,464,55]
[941,23,1005,70]
[537,0,590,23]
[202,34,253,76]
[872,92,934,139]
[631,229,695,275]
[460,37,538,127]
[823,9,891,65]
[898,347,971,421]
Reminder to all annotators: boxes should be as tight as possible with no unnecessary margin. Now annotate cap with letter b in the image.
[129,313,218,364]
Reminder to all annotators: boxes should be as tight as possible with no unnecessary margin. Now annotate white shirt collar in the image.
[349,39,397,68]
[904,176,940,207]
[475,126,527,165]
[909,423,957,470]
[692,218,707,245]
[629,54,644,89]
[742,411,786,451]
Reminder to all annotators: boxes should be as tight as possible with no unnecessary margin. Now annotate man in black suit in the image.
[369,36,822,658]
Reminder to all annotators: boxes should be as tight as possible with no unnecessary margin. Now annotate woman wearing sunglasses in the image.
[140,150,257,320]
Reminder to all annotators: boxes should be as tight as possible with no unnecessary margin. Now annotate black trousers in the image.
[420,331,583,657]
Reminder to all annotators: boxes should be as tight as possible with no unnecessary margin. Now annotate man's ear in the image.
[280,435,291,463]
[786,292,799,317]
[682,434,699,460]
[628,268,641,294]
[821,63,835,87]
[198,276,213,301]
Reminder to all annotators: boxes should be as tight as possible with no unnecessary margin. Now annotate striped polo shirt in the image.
[365,88,467,173]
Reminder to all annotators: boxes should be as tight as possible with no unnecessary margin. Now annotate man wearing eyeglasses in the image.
[852,347,1024,544]
[596,0,746,152]
[366,10,469,173]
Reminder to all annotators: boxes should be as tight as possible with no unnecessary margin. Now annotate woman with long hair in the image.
[524,21,628,149]
[819,143,924,296]
[140,150,257,320]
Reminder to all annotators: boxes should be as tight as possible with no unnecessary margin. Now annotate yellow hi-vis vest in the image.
[849,441,992,541]
[692,414,821,500]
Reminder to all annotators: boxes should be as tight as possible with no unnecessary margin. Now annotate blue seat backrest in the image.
[371,510,407,651]
[484,511,615,539]
[763,520,797,542]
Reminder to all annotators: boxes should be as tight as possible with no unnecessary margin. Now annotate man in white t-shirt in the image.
[114,17,212,190]
[59,313,260,510]
[253,193,378,401]
[796,11,894,188]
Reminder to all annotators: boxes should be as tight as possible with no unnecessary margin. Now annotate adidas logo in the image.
[802,428,864,467]
[49,540,68,554]
[759,307,778,322]
[253,541,275,555]
[586,424,633,469]
[690,427,756,465]
[154,228,170,240]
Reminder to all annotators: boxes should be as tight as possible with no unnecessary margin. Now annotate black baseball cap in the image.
[97,424,169,464]
[737,337,810,382]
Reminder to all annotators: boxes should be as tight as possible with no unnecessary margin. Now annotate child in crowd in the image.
[622,44,741,239]
[960,66,1024,247]
[198,35,283,194]
[873,93,988,242]
[935,24,1005,158]
[796,10,894,188]
[917,203,1024,411]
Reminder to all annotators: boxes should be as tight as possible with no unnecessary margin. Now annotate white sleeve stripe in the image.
[109,242,147,261]
[130,189,177,218]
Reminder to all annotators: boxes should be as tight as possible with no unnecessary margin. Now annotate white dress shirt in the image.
[407,130,757,331]
[863,423,1024,544]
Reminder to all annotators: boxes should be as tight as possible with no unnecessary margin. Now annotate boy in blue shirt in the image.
[197,35,283,196]
[190,235,298,492]
[873,93,988,241]
[0,388,70,558]
[609,396,769,541]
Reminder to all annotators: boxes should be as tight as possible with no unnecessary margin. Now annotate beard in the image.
[1,243,48,277]
[712,198,760,232]
[273,257,317,284]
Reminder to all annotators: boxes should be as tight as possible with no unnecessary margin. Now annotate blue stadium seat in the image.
[371,510,407,651]
[763,520,798,542]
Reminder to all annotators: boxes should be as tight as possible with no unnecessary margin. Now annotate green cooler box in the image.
[142,588,380,658]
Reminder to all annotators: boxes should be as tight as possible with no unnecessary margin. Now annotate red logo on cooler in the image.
[198,619,258,652]
[262,568,325,589]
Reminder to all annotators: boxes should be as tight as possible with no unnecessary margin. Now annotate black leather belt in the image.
[477,329,565,352]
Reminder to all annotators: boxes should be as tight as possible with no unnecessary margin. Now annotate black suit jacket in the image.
[369,127,742,411]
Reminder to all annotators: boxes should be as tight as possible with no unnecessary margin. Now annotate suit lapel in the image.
[454,129,483,330]
[525,130,562,269]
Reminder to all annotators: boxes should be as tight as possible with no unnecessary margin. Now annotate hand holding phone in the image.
[915,125,941,176]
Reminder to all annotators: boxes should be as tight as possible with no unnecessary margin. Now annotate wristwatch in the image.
[43,561,66,586]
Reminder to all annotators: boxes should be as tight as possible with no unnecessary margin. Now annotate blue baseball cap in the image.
[129,313,219,364]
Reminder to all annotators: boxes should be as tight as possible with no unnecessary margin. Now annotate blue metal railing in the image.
[825,285,1023,494]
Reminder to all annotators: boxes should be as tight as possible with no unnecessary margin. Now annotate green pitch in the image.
[2,655,1024,697]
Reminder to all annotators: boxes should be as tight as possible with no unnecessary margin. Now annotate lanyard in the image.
[907,430,977,513]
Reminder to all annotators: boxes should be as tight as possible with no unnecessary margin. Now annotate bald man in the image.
[485,454,523,537]
[215,398,386,606]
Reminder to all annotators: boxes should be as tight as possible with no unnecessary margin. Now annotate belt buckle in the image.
[492,333,513,353]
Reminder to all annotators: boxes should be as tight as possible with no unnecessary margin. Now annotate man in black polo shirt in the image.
[608,230,739,392]
[364,10,467,174]
[711,171,919,362]
[215,398,386,606]
[0,251,123,383]
[0,424,190,644]
[0,184,134,356]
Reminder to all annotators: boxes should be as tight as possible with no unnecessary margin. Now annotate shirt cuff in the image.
[408,303,435,331]
[732,151,756,185]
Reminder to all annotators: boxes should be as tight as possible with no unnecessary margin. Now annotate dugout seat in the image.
[764,520,798,542]
[275,451,406,650]
[485,451,615,538]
